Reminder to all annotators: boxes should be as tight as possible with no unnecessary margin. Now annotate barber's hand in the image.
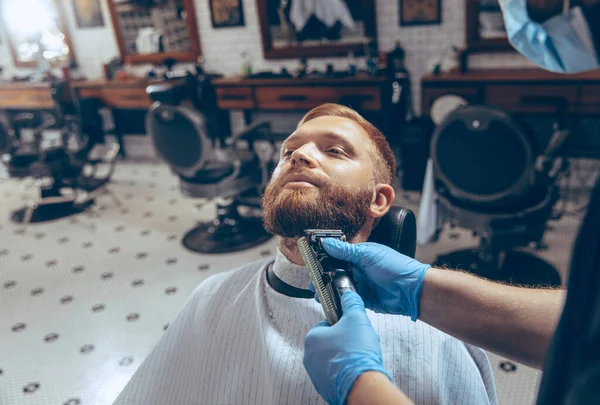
[321,239,431,321]
[304,291,391,405]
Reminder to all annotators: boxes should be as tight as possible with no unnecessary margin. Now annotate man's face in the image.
[261,116,378,240]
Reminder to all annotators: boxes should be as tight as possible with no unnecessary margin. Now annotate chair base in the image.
[183,215,273,254]
[435,248,561,287]
[10,200,93,224]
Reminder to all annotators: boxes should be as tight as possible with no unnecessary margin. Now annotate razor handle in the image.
[330,270,357,321]
[318,244,357,323]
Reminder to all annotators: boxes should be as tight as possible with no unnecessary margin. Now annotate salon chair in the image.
[146,76,275,254]
[0,81,120,224]
[431,105,567,286]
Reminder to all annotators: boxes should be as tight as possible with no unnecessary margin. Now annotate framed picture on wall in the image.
[209,0,245,28]
[400,0,442,26]
[73,0,105,29]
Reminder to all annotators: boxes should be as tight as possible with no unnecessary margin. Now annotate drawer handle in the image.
[120,95,145,101]
[279,95,308,101]
[222,95,248,101]
[520,95,567,106]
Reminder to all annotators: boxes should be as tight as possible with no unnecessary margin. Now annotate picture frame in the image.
[399,0,442,26]
[73,0,105,29]
[209,0,245,29]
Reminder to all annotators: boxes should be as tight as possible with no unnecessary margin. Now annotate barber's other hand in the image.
[304,291,391,405]
[321,239,430,321]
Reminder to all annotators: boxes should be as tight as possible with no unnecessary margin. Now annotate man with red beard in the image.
[113,104,497,405]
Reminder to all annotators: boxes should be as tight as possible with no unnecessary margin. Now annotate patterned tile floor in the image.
[0,160,587,405]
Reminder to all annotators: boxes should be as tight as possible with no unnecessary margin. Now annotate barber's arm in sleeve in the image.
[303,290,414,405]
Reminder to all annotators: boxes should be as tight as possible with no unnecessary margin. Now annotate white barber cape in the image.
[114,250,497,405]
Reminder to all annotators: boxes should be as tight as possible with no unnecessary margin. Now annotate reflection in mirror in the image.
[113,0,191,55]
[1,0,71,66]
[267,0,366,49]
[478,0,506,40]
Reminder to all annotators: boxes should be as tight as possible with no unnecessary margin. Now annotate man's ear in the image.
[370,184,395,218]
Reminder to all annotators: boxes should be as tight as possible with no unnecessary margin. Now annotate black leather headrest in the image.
[431,105,536,206]
[368,206,417,258]
[146,103,213,179]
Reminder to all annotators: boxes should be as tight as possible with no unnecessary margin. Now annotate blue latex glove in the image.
[320,239,431,321]
[303,291,391,405]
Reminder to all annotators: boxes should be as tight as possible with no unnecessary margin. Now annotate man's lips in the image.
[282,173,323,188]
[284,181,317,189]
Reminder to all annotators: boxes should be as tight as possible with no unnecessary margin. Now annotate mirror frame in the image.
[1,0,78,68]
[256,0,377,59]
[106,0,202,65]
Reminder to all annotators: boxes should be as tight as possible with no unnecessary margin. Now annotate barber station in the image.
[1,0,599,404]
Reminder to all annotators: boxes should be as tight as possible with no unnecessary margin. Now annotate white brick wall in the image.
[0,0,536,114]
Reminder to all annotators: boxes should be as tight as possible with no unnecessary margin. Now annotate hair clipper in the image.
[297,230,357,325]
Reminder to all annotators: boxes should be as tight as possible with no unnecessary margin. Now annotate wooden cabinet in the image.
[213,75,387,112]
[216,87,254,110]
[484,85,581,114]
[422,69,600,115]
[72,80,152,109]
[421,69,600,157]
[254,85,381,111]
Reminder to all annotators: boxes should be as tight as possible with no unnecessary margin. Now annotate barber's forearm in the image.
[419,268,565,369]
[348,372,414,405]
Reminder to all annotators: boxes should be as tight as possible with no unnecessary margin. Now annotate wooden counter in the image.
[213,75,388,112]
[421,69,600,115]
[71,79,154,109]
[0,82,56,109]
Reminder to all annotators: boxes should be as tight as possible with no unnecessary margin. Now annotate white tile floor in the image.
[0,160,587,405]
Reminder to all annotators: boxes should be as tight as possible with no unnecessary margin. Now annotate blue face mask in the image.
[501,0,599,73]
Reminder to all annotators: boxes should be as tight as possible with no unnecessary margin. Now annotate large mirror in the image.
[0,0,76,68]
[465,0,511,52]
[107,0,202,65]
[257,0,377,59]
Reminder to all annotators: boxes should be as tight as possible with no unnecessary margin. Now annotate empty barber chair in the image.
[0,81,120,224]
[431,105,567,286]
[146,77,275,254]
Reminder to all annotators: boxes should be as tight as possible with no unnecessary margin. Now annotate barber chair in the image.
[146,76,275,254]
[431,105,567,286]
[0,81,120,224]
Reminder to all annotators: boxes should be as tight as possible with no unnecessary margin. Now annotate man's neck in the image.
[278,237,305,266]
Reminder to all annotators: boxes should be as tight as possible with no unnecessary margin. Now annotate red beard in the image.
[261,171,373,240]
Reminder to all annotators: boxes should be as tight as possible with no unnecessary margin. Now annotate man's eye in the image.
[283,150,293,156]
[327,148,343,155]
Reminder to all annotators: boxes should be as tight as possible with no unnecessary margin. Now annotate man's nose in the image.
[291,144,317,168]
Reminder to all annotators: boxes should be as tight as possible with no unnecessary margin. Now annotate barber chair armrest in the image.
[12,113,36,123]
[88,143,120,164]
[536,128,570,179]
[226,121,271,146]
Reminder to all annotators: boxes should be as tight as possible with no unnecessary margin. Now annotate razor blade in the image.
[298,229,356,325]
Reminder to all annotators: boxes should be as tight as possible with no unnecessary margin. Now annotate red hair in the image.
[297,103,396,185]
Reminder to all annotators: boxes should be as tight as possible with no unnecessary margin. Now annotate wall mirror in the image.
[256,0,377,59]
[107,0,201,64]
[0,0,76,68]
[465,0,511,52]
